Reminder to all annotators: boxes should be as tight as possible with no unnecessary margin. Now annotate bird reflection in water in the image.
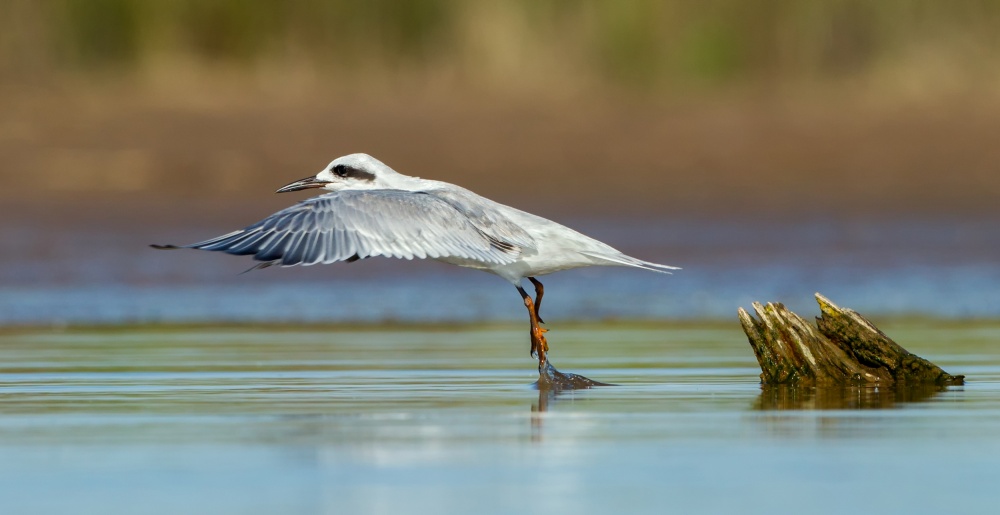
[754,383,958,410]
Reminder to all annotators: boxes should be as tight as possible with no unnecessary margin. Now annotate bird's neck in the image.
[381,174,439,192]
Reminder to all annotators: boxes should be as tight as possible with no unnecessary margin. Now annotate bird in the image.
[153,153,679,365]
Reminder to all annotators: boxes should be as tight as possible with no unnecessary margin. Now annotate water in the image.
[4,208,1000,512]
[4,214,1000,326]
[2,323,998,514]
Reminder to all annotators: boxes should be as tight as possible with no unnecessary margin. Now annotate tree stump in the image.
[738,293,964,386]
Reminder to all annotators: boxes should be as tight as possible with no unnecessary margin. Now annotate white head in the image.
[276,153,404,193]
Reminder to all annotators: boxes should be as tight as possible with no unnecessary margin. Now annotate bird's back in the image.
[423,184,674,279]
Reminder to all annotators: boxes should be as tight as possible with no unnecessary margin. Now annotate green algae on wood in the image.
[738,293,964,386]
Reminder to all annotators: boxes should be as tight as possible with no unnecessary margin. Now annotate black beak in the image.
[275,176,330,193]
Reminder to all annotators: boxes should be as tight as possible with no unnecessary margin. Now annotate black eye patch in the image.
[333,164,376,181]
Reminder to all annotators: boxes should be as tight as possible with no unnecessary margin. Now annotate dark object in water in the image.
[754,383,948,410]
[534,359,612,391]
[738,293,964,386]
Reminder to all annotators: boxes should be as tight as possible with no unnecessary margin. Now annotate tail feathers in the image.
[580,251,681,274]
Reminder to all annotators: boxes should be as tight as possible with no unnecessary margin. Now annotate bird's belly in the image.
[434,255,497,271]
[433,253,593,283]
[487,254,599,283]
[511,254,595,275]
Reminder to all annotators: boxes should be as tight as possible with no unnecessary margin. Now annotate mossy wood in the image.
[739,293,964,386]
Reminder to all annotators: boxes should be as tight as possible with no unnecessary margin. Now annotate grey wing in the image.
[426,188,537,254]
[165,190,530,267]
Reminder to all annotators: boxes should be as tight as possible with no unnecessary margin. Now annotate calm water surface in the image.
[4,216,1000,325]
[1,323,998,514]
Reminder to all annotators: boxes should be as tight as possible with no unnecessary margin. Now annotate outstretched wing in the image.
[156,190,534,267]
[428,188,537,254]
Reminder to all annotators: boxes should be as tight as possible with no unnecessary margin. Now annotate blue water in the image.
[4,215,1000,325]
[5,210,1000,514]
[0,324,996,514]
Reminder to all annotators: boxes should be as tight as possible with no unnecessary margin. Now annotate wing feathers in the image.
[169,189,534,268]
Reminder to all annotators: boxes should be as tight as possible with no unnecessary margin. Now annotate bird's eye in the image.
[333,165,348,177]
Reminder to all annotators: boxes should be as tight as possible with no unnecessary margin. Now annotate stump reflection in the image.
[755,383,953,410]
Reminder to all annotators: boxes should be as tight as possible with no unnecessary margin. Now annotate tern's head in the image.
[276,153,401,193]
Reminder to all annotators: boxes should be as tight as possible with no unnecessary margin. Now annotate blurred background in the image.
[3,0,1000,325]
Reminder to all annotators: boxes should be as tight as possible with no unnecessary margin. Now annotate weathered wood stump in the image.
[739,293,964,386]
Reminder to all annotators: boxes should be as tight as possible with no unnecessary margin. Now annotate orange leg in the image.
[528,277,545,324]
[518,285,549,364]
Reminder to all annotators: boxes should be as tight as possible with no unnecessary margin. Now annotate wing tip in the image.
[239,261,277,275]
[580,251,681,273]
[638,262,681,274]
